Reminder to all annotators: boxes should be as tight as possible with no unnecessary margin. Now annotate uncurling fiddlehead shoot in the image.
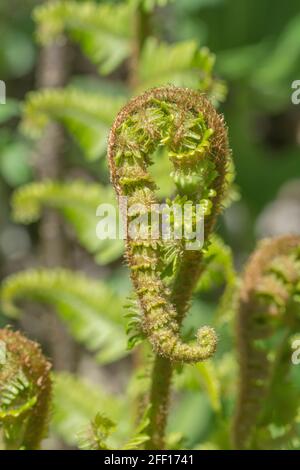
[233,235,300,449]
[108,86,230,363]
[0,329,52,449]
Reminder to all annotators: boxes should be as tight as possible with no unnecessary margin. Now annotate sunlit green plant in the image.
[1,0,300,452]
[107,86,231,447]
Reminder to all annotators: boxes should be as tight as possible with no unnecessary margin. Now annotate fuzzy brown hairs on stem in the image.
[108,86,230,363]
[233,235,300,449]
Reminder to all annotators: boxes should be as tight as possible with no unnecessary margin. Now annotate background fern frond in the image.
[34,0,132,74]
[174,361,221,413]
[138,38,227,105]
[0,269,128,364]
[12,180,124,264]
[77,412,115,450]
[233,236,300,449]
[78,404,150,450]
[52,372,125,446]
[122,405,150,450]
[21,88,126,160]
[196,235,237,323]
[124,294,145,350]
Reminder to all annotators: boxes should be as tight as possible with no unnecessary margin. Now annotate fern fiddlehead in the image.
[0,329,51,449]
[108,86,230,447]
[108,86,230,363]
[233,235,300,450]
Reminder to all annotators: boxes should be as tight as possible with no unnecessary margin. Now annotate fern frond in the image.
[78,405,150,450]
[21,87,126,160]
[197,235,235,291]
[122,405,150,450]
[174,361,221,413]
[222,158,240,209]
[0,329,51,450]
[233,235,300,449]
[34,0,132,74]
[12,180,123,264]
[78,412,115,450]
[0,269,128,364]
[197,235,237,323]
[108,86,231,364]
[124,294,145,350]
[138,39,227,105]
[52,372,125,446]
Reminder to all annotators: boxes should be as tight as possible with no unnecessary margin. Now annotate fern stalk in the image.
[233,235,300,449]
[33,0,76,371]
[108,86,230,448]
[130,3,151,89]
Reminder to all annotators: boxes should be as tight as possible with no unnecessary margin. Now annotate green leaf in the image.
[52,372,124,446]
[195,362,221,413]
[78,413,116,450]
[21,87,126,160]
[174,361,221,413]
[253,14,300,89]
[78,403,150,450]
[138,38,227,105]
[0,269,128,364]
[196,235,237,323]
[0,140,33,187]
[124,295,144,351]
[0,99,20,123]
[197,236,235,291]
[0,27,35,78]
[122,405,150,450]
[12,180,124,264]
[34,0,132,74]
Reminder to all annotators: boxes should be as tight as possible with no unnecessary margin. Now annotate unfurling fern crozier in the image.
[108,86,230,363]
[233,235,300,449]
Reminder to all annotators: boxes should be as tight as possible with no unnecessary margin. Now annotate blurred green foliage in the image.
[0,0,299,450]
[173,0,300,217]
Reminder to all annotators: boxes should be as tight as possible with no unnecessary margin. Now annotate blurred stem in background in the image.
[128,4,173,449]
[0,0,299,450]
[31,0,77,371]
[130,2,150,89]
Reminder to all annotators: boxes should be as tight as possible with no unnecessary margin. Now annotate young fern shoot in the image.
[108,86,231,447]
[0,329,52,450]
[233,235,300,450]
[108,86,230,363]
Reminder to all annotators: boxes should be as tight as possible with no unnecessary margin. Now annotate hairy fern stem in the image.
[233,235,300,449]
[108,86,230,448]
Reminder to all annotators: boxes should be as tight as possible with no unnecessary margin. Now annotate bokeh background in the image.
[0,0,300,449]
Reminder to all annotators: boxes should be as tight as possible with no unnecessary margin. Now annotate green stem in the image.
[146,252,205,449]
[108,87,229,448]
[129,3,150,89]
[145,355,172,450]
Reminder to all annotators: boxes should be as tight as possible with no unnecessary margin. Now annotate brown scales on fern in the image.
[108,86,231,364]
[233,235,300,450]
